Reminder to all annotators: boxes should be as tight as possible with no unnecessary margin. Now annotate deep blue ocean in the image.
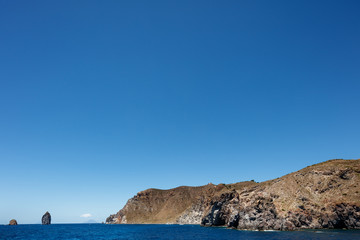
[1,224,359,240]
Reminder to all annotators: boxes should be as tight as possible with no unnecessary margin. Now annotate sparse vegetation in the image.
[107,159,360,227]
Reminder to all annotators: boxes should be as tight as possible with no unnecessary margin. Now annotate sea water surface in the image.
[1,224,359,240]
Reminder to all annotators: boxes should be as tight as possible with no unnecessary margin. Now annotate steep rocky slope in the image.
[106,183,233,224]
[106,159,360,230]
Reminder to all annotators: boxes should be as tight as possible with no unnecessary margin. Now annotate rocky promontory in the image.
[8,219,17,225]
[106,159,360,230]
[42,211,51,225]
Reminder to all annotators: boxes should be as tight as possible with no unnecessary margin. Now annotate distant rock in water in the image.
[9,219,17,225]
[106,159,360,230]
[42,212,51,225]
[85,219,97,224]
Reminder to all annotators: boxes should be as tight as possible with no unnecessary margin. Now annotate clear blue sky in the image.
[1,0,359,224]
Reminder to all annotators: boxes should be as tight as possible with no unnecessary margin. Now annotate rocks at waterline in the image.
[42,211,51,225]
[9,219,18,225]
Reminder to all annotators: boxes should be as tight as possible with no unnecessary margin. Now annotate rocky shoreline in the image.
[106,159,360,231]
[200,191,360,230]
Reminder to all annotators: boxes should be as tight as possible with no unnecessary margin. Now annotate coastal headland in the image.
[106,159,360,230]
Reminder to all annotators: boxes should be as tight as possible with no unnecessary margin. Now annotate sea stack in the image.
[42,211,51,225]
[9,219,18,225]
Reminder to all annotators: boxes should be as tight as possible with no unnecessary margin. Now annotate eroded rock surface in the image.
[201,193,360,230]
[42,211,51,225]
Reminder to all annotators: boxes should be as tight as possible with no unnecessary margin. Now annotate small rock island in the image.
[9,219,18,225]
[42,211,51,225]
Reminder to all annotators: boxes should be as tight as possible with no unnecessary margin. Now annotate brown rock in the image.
[9,219,17,225]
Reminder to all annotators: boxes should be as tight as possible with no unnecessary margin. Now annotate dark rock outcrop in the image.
[201,191,238,227]
[42,211,51,225]
[105,214,117,224]
[201,197,360,230]
[9,219,17,225]
[201,193,287,230]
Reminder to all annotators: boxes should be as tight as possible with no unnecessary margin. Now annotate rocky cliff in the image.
[42,211,51,225]
[106,159,360,230]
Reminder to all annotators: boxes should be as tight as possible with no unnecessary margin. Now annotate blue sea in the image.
[1,224,359,240]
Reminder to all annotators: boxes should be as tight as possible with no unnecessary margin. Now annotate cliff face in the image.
[42,212,51,225]
[106,183,234,224]
[106,159,360,230]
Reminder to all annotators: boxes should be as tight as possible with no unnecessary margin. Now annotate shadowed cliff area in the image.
[106,159,360,230]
